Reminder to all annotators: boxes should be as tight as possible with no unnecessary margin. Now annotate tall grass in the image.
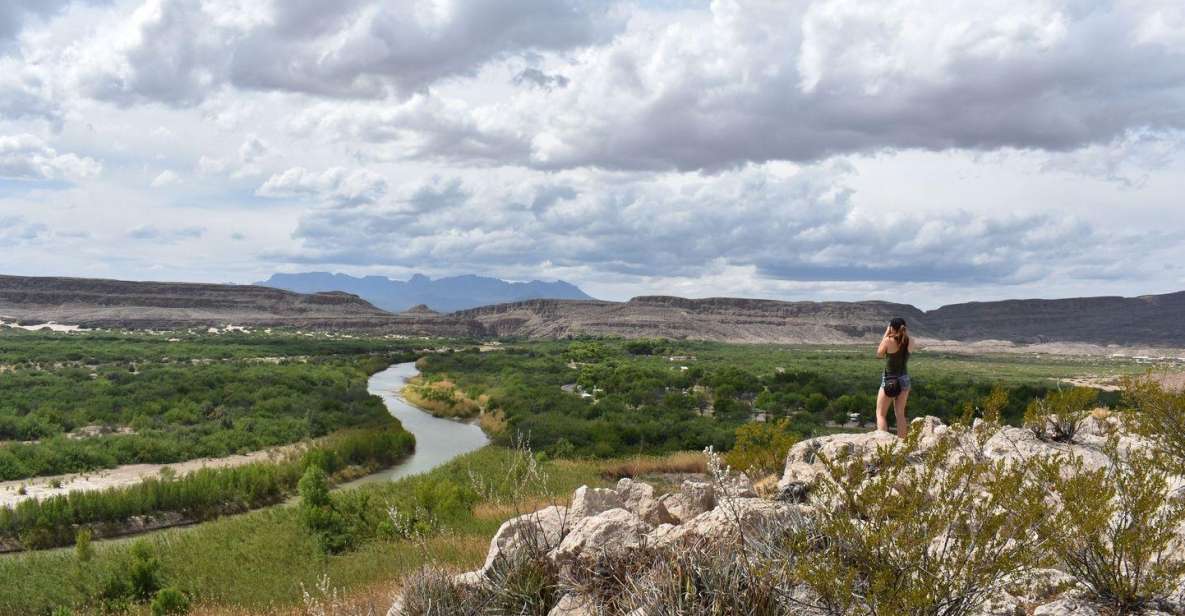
[0,445,627,615]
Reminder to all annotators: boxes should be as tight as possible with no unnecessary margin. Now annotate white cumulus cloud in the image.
[0,133,100,181]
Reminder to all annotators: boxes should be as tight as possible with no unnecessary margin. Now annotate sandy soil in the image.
[0,319,87,332]
[0,442,309,508]
[918,338,1185,359]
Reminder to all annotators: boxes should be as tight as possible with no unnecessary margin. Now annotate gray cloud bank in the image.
[0,0,1182,302]
[281,163,1155,290]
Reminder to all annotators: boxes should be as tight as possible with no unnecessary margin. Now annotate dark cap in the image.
[890,317,907,329]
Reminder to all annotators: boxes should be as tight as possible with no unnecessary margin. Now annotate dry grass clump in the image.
[471,496,555,522]
[401,378,482,419]
[394,534,561,616]
[477,409,508,436]
[597,451,706,480]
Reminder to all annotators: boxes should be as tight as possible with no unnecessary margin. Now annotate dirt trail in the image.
[0,442,307,508]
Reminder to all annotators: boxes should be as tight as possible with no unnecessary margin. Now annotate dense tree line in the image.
[0,354,412,480]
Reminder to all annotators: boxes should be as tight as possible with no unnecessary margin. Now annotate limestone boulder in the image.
[655,480,718,523]
[570,485,625,520]
[657,493,693,523]
[911,416,952,453]
[616,478,655,509]
[981,426,1109,472]
[649,498,801,548]
[552,508,650,563]
[634,494,679,526]
[779,430,899,495]
[481,505,570,575]
[614,478,679,525]
[680,480,716,514]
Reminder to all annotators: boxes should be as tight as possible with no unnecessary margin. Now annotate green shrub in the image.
[724,419,798,477]
[74,528,93,563]
[1036,441,1185,612]
[1125,378,1185,474]
[298,465,350,554]
[791,425,1048,615]
[150,587,190,616]
[1023,387,1097,442]
[128,540,164,603]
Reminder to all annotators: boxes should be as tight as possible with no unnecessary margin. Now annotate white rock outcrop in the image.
[649,497,800,548]
[617,477,678,525]
[569,485,625,520]
[392,417,1185,616]
[552,507,650,563]
[778,429,898,494]
[481,505,570,575]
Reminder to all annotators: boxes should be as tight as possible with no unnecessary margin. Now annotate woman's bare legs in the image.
[892,389,911,438]
[875,387,893,433]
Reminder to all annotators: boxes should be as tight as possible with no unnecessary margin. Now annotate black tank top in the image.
[885,340,909,376]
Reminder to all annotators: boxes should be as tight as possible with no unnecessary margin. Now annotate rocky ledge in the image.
[391,415,1185,616]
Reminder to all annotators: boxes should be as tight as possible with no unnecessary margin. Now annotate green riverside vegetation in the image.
[414,338,1139,458]
[0,425,414,550]
[0,329,1171,614]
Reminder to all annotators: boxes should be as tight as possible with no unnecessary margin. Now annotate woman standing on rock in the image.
[876,317,913,437]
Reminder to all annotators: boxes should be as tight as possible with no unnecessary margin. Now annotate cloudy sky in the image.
[1,0,1183,308]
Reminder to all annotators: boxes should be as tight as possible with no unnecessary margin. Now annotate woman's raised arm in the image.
[876,325,892,357]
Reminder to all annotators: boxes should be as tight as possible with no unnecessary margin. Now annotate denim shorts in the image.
[881,373,911,392]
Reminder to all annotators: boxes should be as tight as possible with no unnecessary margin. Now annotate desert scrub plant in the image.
[395,549,561,616]
[598,451,707,481]
[482,547,561,615]
[790,425,1048,616]
[725,418,799,478]
[1035,440,1185,613]
[624,542,794,615]
[1123,377,1185,473]
[149,587,190,616]
[299,465,351,553]
[1023,387,1098,442]
[395,567,482,615]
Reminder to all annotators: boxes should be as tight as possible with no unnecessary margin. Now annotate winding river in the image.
[336,361,490,490]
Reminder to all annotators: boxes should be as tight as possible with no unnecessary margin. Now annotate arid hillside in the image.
[3,274,1184,346]
[454,296,930,343]
[0,274,473,334]
[455,291,1185,346]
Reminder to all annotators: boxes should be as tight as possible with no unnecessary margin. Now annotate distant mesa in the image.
[258,271,594,313]
[403,304,439,315]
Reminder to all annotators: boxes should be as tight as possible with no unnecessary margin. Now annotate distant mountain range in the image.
[257,272,594,313]
[3,273,1184,347]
